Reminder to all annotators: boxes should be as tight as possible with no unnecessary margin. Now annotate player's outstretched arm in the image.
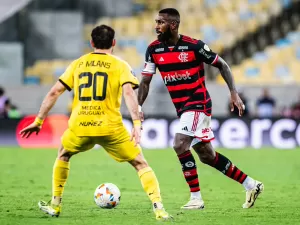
[123,83,141,146]
[20,81,66,138]
[212,57,245,116]
[137,75,152,121]
[37,81,67,120]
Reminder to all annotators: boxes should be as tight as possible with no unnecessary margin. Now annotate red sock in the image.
[178,150,200,192]
[212,152,248,184]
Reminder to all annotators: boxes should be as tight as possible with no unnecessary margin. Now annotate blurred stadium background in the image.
[0,0,300,149]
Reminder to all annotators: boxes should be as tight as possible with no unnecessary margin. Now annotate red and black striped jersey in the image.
[142,35,219,117]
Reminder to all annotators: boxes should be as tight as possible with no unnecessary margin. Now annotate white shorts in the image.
[176,111,215,146]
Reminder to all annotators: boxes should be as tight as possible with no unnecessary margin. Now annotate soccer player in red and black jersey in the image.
[138,8,264,209]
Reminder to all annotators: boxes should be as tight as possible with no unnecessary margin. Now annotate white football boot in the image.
[243,181,264,208]
[181,198,205,210]
[38,200,61,217]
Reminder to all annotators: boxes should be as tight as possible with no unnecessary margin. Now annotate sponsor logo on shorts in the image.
[202,128,211,134]
[182,126,188,131]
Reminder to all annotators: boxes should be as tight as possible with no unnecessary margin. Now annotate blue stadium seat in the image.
[245,67,260,77]
[24,76,40,85]
[275,38,292,47]
[274,65,291,78]
[286,31,300,43]
[253,52,269,62]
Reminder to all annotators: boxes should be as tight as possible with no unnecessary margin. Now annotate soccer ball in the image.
[94,183,121,209]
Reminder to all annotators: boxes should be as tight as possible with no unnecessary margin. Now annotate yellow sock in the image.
[138,167,162,203]
[52,159,70,205]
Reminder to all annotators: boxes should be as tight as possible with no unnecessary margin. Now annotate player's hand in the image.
[130,125,142,146]
[230,91,245,117]
[19,123,41,138]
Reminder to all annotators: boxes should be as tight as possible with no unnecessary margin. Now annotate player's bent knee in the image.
[128,153,148,171]
[57,145,76,162]
[173,140,188,155]
[173,134,193,155]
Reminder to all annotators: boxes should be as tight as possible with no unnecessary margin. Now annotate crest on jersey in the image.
[204,44,210,51]
[178,52,189,62]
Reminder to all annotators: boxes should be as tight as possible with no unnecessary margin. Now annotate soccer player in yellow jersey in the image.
[20,25,172,221]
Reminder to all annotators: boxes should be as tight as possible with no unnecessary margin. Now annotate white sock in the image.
[242,176,256,191]
[190,191,202,199]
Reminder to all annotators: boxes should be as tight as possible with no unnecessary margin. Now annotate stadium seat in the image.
[289,61,300,83]
[227,24,300,85]
[25,0,290,86]
[85,0,286,79]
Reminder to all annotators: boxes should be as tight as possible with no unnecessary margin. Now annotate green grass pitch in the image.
[0,147,300,225]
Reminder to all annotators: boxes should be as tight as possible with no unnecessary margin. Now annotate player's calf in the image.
[177,150,205,211]
[194,142,255,189]
[196,145,216,165]
[129,153,173,219]
[177,150,201,194]
[194,142,264,208]
[210,151,258,190]
[174,134,202,203]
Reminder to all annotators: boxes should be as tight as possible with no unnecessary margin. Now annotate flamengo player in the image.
[20,25,172,221]
[138,8,264,209]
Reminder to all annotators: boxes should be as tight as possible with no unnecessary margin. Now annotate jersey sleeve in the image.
[141,46,156,76]
[196,40,219,65]
[58,60,77,91]
[120,61,139,89]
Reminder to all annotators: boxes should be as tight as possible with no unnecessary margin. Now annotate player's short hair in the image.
[91,25,115,49]
[159,8,180,23]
